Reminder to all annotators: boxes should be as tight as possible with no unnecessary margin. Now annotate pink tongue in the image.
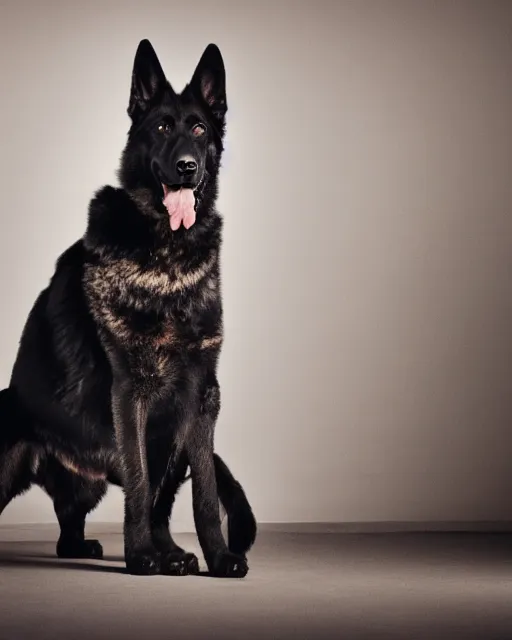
[162,187,196,231]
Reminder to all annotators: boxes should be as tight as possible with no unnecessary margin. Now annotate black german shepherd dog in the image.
[0,40,256,577]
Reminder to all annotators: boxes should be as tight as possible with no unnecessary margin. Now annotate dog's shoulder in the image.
[88,185,133,224]
[84,185,152,257]
[53,238,87,271]
[43,240,88,307]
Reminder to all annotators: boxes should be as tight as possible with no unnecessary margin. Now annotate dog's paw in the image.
[57,538,104,560]
[125,551,161,576]
[210,551,248,578]
[161,551,200,576]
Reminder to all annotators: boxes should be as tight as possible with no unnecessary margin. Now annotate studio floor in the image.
[0,528,511,640]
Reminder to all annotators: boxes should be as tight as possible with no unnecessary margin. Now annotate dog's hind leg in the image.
[0,389,35,516]
[41,461,107,559]
[0,442,34,517]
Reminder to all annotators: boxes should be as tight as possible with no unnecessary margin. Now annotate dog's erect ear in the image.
[190,44,227,122]
[128,39,167,119]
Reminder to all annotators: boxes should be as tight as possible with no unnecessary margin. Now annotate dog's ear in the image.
[190,44,227,123]
[128,39,167,119]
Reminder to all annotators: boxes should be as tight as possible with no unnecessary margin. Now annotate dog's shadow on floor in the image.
[0,552,215,576]
[0,553,125,574]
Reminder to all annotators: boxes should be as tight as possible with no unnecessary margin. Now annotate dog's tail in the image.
[214,453,257,556]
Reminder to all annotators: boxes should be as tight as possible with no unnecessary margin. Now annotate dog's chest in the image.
[84,244,222,351]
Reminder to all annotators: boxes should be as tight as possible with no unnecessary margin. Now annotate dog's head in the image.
[119,40,227,230]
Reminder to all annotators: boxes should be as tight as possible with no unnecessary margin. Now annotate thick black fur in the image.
[0,40,256,577]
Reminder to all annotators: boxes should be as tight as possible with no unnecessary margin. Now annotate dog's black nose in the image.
[176,156,198,178]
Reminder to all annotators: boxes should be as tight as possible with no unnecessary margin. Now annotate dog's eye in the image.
[192,123,206,137]
[157,122,172,134]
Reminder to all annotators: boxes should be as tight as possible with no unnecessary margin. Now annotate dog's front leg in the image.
[112,380,160,575]
[187,380,248,578]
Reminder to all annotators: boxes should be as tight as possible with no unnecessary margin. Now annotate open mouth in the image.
[161,182,197,231]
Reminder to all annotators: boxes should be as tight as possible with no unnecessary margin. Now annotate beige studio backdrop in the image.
[0,0,511,530]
